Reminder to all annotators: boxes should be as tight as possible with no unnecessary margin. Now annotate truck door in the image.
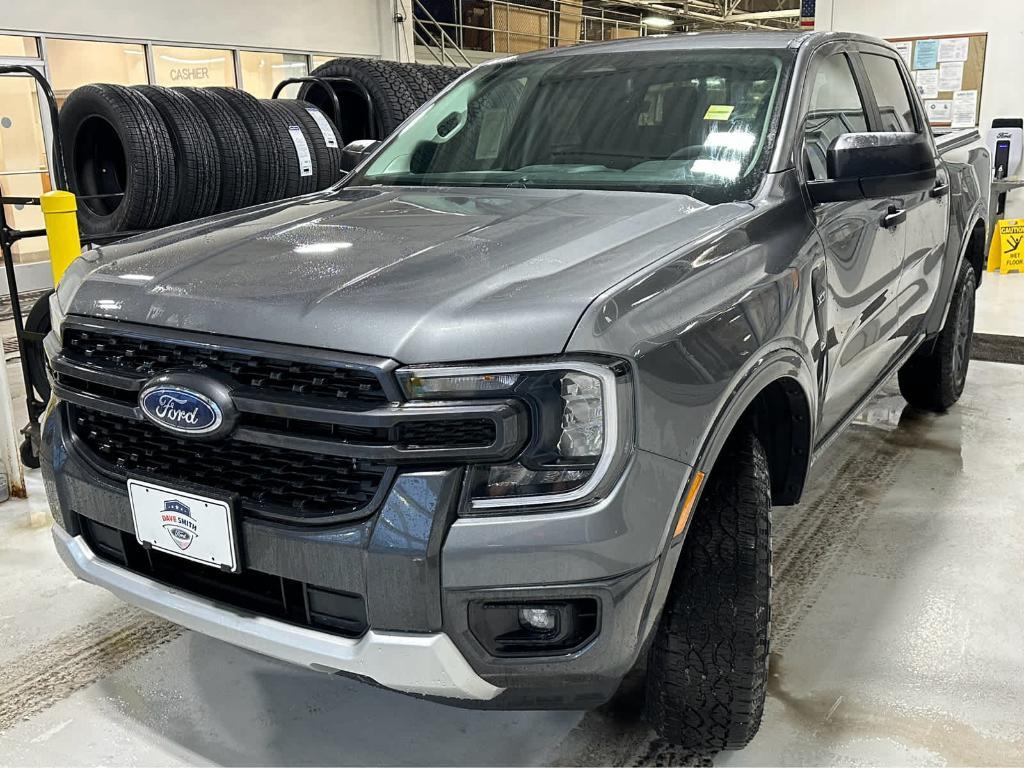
[802,52,907,436]
[858,49,949,344]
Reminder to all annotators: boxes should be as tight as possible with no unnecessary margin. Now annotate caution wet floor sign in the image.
[987,219,1024,274]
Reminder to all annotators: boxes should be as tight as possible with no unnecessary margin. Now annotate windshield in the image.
[349,48,788,203]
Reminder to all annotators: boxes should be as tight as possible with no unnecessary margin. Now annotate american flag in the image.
[800,0,816,28]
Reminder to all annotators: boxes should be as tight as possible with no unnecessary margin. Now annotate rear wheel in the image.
[644,428,771,755]
[898,259,976,411]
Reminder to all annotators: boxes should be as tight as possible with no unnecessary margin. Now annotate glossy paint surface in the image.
[68,188,747,364]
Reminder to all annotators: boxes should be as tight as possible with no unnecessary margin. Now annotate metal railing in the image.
[412,0,474,68]
[413,0,648,63]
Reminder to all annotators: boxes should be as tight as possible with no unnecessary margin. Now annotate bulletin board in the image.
[886,33,988,129]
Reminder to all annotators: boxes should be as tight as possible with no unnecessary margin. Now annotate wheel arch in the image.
[691,350,816,507]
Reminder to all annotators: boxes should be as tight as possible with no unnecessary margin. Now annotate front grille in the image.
[56,321,523,526]
[79,516,368,638]
[63,327,389,409]
[397,419,497,448]
[70,406,390,524]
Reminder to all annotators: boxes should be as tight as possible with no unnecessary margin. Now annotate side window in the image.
[803,54,868,180]
[861,53,919,133]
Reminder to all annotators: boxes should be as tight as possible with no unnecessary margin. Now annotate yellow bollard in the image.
[40,190,82,285]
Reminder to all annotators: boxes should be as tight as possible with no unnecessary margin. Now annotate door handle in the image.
[881,206,906,229]
[931,181,950,199]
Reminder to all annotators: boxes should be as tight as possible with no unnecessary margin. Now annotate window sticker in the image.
[704,104,735,121]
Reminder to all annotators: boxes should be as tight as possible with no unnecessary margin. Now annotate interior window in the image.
[861,54,918,133]
[803,54,868,180]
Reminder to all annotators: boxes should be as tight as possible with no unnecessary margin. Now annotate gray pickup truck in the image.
[43,31,989,754]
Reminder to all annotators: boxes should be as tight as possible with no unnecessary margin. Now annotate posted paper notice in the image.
[951,90,979,128]
[913,39,940,70]
[892,41,913,66]
[924,100,953,124]
[937,37,970,62]
[915,70,940,100]
[938,61,964,92]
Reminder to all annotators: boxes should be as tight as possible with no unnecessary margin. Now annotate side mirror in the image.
[340,139,380,173]
[808,132,936,204]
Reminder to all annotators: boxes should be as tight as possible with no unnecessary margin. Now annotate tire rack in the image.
[271,75,381,143]
[0,64,141,467]
[0,64,68,468]
[1,70,364,468]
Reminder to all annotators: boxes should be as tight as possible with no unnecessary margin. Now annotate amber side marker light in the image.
[673,470,705,537]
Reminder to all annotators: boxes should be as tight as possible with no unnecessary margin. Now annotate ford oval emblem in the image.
[139,386,223,435]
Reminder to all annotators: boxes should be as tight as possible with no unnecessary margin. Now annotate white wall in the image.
[2,0,416,61]
[816,0,1024,132]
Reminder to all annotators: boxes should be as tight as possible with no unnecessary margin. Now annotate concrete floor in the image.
[0,272,1022,766]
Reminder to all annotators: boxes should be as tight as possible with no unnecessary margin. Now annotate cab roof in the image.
[511,30,885,61]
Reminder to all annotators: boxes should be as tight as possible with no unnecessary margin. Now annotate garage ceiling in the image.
[594,0,803,31]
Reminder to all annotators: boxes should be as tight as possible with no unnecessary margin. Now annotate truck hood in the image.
[70,187,751,362]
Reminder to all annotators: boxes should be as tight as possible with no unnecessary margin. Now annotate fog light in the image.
[468,598,600,657]
[519,607,557,631]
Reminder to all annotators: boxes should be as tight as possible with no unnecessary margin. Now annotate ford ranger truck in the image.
[43,31,989,754]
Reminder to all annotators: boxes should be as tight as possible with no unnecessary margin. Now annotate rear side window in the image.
[803,54,868,179]
[861,53,919,133]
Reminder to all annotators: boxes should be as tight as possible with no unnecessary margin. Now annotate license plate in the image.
[128,479,238,572]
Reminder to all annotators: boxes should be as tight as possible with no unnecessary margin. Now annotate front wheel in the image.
[644,428,772,755]
[898,259,976,412]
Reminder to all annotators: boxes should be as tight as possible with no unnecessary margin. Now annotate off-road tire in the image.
[391,62,440,106]
[209,87,287,203]
[260,100,318,197]
[270,100,342,189]
[301,57,419,140]
[898,259,976,411]
[423,65,463,91]
[644,429,772,755]
[59,83,177,234]
[174,87,257,212]
[132,85,220,222]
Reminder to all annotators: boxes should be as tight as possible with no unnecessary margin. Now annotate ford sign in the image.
[140,386,223,435]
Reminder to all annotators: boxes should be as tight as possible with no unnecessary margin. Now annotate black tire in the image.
[20,437,40,470]
[300,57,420,141]
[260,100,318,198]
[422,64,463,91]
[209,87,287,203]
[390,62,440,106]
[24,289,53,403]
[132,85,220,223]
[270,100,342,189]
[645,429,771,755]
[898,259,977,411]
[59,83,176,234]
[174,87,257,212]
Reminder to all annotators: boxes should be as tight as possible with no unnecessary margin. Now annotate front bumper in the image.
[53,524,501,700]
[44,397,689,708]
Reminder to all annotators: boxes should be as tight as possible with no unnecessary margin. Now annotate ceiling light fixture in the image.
[642,16,674,28]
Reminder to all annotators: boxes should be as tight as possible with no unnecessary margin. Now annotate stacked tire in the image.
[60,84,349,235]
[60,61,463,235]
[299,58,463,142]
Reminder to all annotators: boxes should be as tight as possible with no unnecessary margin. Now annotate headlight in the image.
[397,359,633,512]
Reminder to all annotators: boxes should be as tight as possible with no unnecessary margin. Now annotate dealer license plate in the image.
[128,479,238,572]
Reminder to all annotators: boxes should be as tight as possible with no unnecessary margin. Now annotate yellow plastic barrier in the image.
[987,219,1024,274]
[40,190,82,284]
